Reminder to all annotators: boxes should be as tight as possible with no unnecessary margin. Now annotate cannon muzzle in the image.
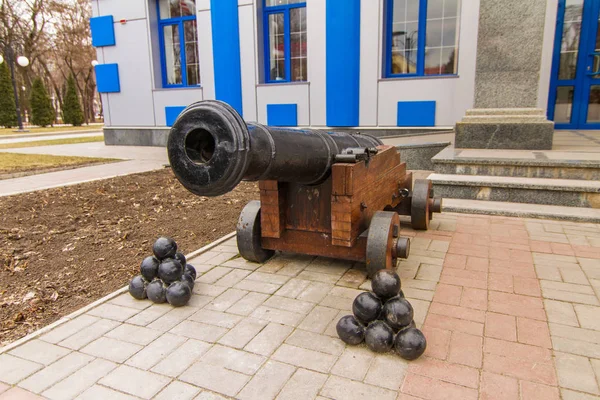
[168,100,382,197]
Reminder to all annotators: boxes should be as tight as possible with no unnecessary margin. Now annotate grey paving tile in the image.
[244,322,294,356]
[42,359,117,400]
[246,271,291,285]
[226,292,269,316]
[204,288,248,312]
[217,318,268,349]
[320,375,397,400]
[151,339,212,378]
[9,339,70,365]
[234,279,282,294]
[40,315,99,344]
[276,368,328,400]
[197,267,233,284]
[263,295,315,314]
[154,381,200,400]
[104,323,162,345]
[169,321,228,343]
[99,365,170,399]
[18,352,93,394]
[271,344,337,373]
[297,282,334,303]
[275,279,311,299]
[125,332,187,370]
[76,385,138,399]
[297,306,340,334]
[363,353,409,391]
[86,304,139,322]
[188,309,243,328]
[81,337,143,363]
[0,354,43,385]
[109,293,152,310]
[59,319,121,350]
[285,329,345,356]
[237,360,296,400]
[250,306,304,327]
[330,346,375,381]
[201,344,266,375]
[213,270,251,288]
[126,304,171,327]
[147,306,197,332]
[179,361,250,397]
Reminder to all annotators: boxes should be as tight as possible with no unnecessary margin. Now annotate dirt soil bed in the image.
[0,168,258,346]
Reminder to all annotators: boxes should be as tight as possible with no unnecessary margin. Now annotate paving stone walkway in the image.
[0,213,599,400]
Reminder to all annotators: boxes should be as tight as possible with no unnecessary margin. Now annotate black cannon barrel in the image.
[167,100,382,197]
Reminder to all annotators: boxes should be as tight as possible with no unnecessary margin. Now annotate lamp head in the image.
[17,56,29,67]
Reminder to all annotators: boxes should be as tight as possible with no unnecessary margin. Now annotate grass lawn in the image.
[0,135,105,149]
[0,125,103,135]
[0,153,117,175]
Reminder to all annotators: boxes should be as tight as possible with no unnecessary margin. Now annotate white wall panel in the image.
[197,10,216,100]
[538,0,559,111]
[359,0,381,126]
[307,0,325,126]
[257,84,310,125]
[239,4,258,121]
[377,0,479,127]
[91,0,99,17]
[97,0,147,20]
[102,20,156,126]
[152,88,204,126]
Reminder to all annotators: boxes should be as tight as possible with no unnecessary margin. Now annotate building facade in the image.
[90,0,584,146]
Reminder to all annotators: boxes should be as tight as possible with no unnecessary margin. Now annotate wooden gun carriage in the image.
[168,101,442,277]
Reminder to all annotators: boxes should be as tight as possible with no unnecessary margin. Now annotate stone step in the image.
[429,173,600,208]
[442,198,600,223]
[432,147,600,180]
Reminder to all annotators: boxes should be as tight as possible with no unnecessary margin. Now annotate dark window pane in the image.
[555,86,574,123]
[266,0,304,6]
[163,24,182,85]
[391,0,419,75]
[425,47,442,75]
[160,0,196,19]
[558,1,583,80]
[428,0,444,19]
[268,13,286,81]
[444,0,459,17]
[426,19,443,48]
[588,86,600,122]
[290,7,307,81]
[184,20,200,85]
[425,0,459,75]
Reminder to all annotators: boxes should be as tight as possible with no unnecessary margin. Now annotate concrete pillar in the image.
[454,0,554,150]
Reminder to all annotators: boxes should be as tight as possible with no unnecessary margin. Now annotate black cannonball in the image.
[181,273,195,290]
[365,320,394,353]
[128,275,147,300]
[147,280,167,303]
[371,270,401,300]
[158,258,183,284]
[140,256,160,282]
[166,281,192,307]
[399,289,405,298]
[153,237,178,260]
[395,327,427,360]
[382,297,414,332]
[184,264,197,281]
[352,292,382,325]
[175,252,187,267]
[336,315,365,345]
[399,320,416,331]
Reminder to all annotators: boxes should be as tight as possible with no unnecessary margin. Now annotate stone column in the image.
[455,0,554,150]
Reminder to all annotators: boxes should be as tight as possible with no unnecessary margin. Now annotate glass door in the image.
[549,0,600,129]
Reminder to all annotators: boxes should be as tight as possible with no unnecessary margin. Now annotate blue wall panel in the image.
[95,64,120,93]
[326,0,361,127]
[165,106,187,127]
[267,104,298,126]
[210,0,243,115]
[397,101,436,127]
[90,16,116,47]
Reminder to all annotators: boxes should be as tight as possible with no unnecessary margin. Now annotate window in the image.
[158,0,200,87]
[385,0,460,78]
[263,0,307,83]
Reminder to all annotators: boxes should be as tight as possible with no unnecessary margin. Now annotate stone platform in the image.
[1,214,600,399]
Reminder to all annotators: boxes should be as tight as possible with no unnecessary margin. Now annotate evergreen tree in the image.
[0,62,17,128]
[63,74,84,126]
[30,78,55,127]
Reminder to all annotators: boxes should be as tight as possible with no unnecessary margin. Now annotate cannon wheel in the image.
[237,201,275,263]
[411,179,433,230]
[366,211,400,278]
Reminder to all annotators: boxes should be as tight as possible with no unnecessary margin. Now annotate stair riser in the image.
[434,163,600,180]
[433,184,600,208]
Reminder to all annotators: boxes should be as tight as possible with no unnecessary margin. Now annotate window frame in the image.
[384,0,459,79]
[263,1,307,84]
[156,1,200,88]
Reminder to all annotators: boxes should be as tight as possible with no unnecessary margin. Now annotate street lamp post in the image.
[0,43,30,132]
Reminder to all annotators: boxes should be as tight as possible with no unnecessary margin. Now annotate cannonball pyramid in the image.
[336,270,427,360]
[128,237,196,307]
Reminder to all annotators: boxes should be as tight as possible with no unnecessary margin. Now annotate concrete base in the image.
[396,142,451,171]
[454,108,554,150]
[104,128,170,147]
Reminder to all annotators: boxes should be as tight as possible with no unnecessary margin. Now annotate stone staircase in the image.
[429,147,600,222]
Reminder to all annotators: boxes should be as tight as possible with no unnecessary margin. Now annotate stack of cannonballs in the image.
[336,270,427,360]
[128,237,197,307]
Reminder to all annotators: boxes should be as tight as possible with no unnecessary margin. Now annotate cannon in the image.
[168,100,442,277]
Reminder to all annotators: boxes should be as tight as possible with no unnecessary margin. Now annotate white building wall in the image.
[94,0,491,130]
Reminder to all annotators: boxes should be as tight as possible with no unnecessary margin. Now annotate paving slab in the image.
[0,214,598,399]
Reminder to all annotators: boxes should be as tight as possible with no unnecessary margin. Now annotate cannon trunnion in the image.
[168,100,442,277]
